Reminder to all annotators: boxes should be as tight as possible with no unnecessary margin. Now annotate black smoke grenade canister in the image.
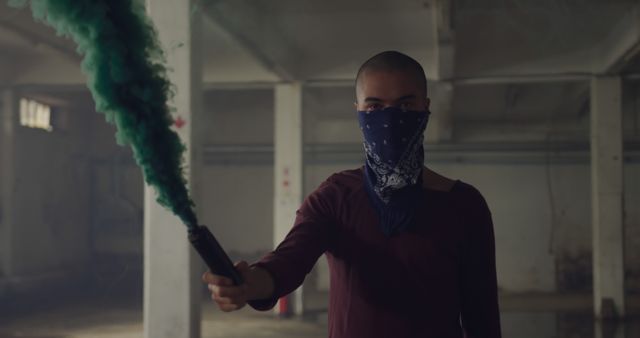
[188,225,244,285]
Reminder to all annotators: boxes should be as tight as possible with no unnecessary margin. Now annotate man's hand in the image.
[202,261,275,312]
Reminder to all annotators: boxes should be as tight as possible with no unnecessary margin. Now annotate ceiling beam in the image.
[455,74,590,85]
[596,3,640,74]
[0,20,80,63]
[203,0,300,82]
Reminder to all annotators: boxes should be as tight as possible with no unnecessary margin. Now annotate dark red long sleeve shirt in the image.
[249,168,501,338]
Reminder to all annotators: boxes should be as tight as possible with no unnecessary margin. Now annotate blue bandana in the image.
[358,107,429,236]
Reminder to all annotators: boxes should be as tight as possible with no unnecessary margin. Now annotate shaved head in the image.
[355,51,427,99]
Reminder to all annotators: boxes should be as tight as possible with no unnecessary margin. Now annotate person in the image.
[202,50,502,338]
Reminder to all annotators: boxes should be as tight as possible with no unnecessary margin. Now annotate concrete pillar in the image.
[144,1,202,337]
[273,82,304,316]
[427,0,455,143]
[426,81,454,142]
[432,0,455,81]
[0,89,17,278]
[594,320,626,338]
[590,76,625,318]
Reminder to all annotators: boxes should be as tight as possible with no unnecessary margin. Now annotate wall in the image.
[0,92,10,279]
[11,119,92,276]
[87,105,144,257]
[81,88,277,264]
[199,83,640,296]
[199,89,275,260]
[0,89,93,299]
[4,80,637,300]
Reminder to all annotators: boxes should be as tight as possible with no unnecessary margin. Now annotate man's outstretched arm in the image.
[203,178,339,312]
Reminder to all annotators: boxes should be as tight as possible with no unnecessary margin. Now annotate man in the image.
[203,51,502,338]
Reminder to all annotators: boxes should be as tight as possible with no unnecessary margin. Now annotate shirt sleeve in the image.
[460,186,502,338]
[248,179,339,311]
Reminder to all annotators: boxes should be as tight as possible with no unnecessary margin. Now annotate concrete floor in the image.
[0,297,327,338]
[1,293,639,338]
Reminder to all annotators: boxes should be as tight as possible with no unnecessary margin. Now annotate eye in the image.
[398,102,414,111]
[366,103,383,111]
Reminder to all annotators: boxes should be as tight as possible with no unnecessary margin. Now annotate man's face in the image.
[355,69,430,112]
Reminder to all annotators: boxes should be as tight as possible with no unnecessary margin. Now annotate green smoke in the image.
[10,0,198,227]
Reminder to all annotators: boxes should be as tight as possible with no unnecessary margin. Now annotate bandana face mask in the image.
[357,106,430,235]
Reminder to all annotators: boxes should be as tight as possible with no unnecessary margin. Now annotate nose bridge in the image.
[382,101,412,112]
[382,99,399,108]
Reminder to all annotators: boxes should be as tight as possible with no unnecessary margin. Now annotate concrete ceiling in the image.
[199,0,640,81]
[0,4,77,57]
[0,0,638,124]
[454,1,637,76]
[1,0,638,84]
[200,0,435,81]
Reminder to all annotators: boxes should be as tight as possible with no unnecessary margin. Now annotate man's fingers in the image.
[211,292,246,311]
[202,271,232,286]
[213,295,230,304]
[212,294,244,305]
[208,284,244,298]
[219,303,244,312]
[211,293,233,305]
[235,261,250,273]
[203,268,247,313]
[219,304,235,312]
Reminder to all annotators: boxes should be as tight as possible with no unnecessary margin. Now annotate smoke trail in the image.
[10,0,198,227]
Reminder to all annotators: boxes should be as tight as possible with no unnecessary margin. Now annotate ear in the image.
[353,101,358,111]
[425,97,431,111]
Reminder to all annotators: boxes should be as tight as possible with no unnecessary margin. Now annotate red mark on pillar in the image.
[283,167,290,189]
[174,116,186,129]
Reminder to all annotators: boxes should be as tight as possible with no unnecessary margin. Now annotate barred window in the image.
[20,98,53,132]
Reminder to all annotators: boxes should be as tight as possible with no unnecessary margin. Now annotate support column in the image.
[0,89,17,278]
[273,82,303,316]
[594,320,626,338]
[144,1,202,338]
[426,81,454,142]
[590,76,625,319]
[432,0,455,81]
[427,0,455,143]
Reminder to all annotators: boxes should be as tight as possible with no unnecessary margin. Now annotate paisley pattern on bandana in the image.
[358,107,430,235]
